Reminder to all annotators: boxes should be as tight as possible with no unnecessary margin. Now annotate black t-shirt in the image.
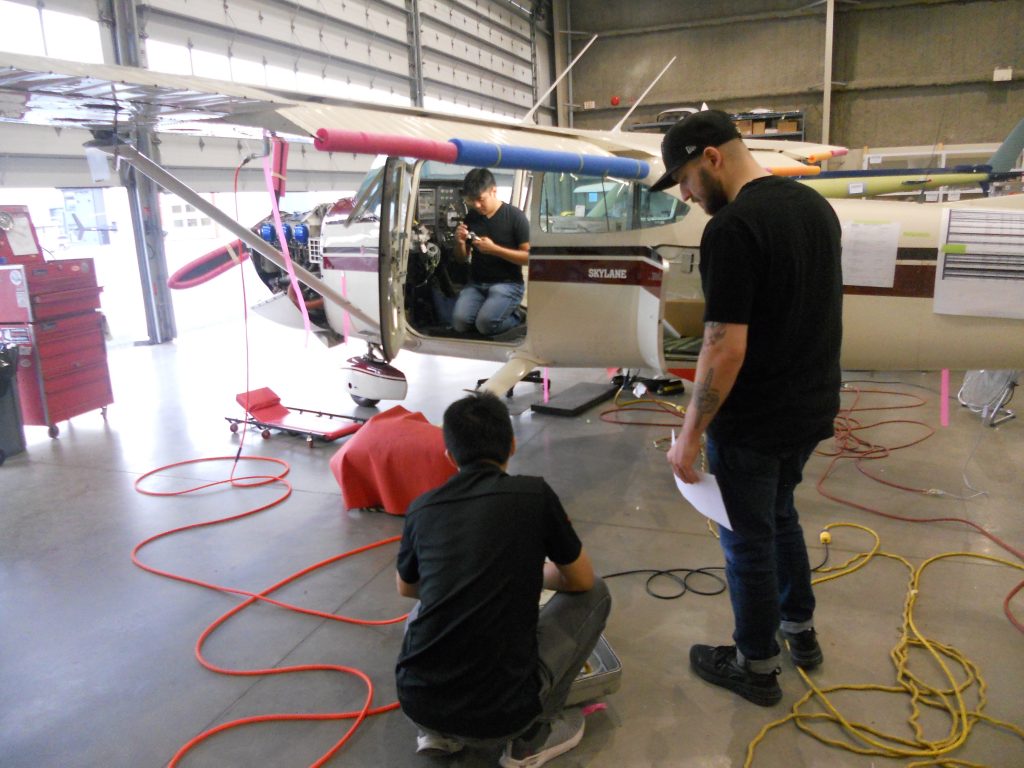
[395,462,582,739]
[465,202,530,285]
[699,175,843,452]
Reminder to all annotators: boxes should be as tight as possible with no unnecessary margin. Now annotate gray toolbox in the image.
[566,634,622,705]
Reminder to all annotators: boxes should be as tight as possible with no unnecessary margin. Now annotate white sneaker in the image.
[499,710,585,768]
[416,729,464,756]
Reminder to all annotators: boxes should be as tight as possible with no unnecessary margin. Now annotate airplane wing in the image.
[0,51,837,186]
[0,51,298,136]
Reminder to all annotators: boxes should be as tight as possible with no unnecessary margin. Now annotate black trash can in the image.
[0,343,26,466]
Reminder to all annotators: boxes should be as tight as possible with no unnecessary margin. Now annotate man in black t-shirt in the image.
[395,392,610,767]
[651,110,842,707]
[452,168,530,335]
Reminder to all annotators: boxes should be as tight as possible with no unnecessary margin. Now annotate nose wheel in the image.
[344,347,408,408]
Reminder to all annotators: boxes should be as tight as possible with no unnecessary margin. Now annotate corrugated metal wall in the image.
[564,0,1023,149]
[0,0,552,190]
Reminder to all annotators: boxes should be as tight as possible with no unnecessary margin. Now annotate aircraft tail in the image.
[987,117,1024,172]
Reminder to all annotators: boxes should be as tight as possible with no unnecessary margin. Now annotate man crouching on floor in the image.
[395,391,611,767]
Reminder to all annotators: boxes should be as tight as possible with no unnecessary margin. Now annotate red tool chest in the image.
[0,256,113,438]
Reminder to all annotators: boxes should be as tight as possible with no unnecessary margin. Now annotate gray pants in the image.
[535,577,612,723]
[408,577,612,742]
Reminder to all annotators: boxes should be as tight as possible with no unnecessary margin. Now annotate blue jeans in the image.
[452,281,524,335]
[706,436,818,672]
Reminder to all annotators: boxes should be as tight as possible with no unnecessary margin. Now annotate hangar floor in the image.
[2,317,1022,768]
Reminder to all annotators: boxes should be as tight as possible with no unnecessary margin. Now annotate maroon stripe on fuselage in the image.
[843,264,936,298]
[530,258,663,289]
[322,247,379,272]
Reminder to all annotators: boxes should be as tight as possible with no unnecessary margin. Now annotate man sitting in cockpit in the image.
[452,168,529,336]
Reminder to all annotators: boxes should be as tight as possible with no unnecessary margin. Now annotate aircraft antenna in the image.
[522,34,598,124]
[612,57,677,133]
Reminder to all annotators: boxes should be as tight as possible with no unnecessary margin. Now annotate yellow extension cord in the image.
[744,522,1024,767]
[626,385,1022,765]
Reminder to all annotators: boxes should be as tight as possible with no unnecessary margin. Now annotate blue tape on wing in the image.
[580,155,649,180]
[450,139,650,179]
[448,139,500,167]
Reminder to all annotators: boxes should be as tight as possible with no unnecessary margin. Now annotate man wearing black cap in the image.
[657,110,843,706]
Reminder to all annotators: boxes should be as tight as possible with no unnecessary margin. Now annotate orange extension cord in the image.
[131,158,405,767]
[817,383,1024,632]
[133,456,406,767]
[610,378,1023,632]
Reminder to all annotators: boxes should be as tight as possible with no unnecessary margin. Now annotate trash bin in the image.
[0,343,26,466]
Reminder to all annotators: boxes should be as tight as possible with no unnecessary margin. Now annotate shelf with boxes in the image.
[730,111,804,141]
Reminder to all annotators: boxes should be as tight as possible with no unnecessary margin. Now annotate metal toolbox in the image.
[566,634,622,706]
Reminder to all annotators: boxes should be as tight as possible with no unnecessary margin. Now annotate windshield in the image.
[347,158,387,224]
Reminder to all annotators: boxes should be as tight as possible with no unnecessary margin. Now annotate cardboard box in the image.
[775,119,799,133]
[733,118,753,136]
[751,120,766,135]
[663,299,705,338]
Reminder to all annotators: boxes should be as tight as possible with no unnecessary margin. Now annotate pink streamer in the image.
[262,150,311,344]
[940,368,950,427]
[341,269,352,342]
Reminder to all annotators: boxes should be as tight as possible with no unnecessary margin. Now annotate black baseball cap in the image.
[649,110,741,192]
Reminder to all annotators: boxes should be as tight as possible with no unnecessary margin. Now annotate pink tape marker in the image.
[940,368,950,427]
[543,367,550,404]
[341,271,352,342]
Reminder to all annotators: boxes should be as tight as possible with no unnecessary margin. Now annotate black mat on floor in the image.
[531,382,618,417]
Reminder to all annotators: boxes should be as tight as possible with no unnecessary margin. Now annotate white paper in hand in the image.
[670,432,732,530]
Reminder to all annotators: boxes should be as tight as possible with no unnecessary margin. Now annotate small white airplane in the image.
[1,52,1022,406]
[797,117,1024,199]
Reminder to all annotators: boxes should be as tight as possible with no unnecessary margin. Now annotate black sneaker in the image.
[499,710,585,768]
[689,644,782,706]
[780,628,823,670]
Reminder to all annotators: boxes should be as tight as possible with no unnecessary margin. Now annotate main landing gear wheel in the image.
[47,425,59,438]
[351,395,380,408]
[229,422,239,433]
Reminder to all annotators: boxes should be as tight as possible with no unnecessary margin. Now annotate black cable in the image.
[604,544,829,601]
[812,543,830,572]
[602,566,726,600]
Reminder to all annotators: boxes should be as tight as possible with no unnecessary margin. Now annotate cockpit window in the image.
[538,172,688,233]
[638,186,689,228]
[347,162,385,223]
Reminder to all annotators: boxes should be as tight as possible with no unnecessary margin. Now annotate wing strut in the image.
[522,34,598,124]
[86,136,380,332]
[612,57,677,133]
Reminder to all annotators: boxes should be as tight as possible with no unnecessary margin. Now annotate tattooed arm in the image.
[667,321,747,483]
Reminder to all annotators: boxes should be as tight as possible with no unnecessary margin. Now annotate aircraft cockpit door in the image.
[376,157,420,361]
[528,172,668,371]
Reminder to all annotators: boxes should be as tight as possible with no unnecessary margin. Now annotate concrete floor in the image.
[2,317,1022,768]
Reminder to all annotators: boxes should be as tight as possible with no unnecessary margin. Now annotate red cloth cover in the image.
[329,405,456,515]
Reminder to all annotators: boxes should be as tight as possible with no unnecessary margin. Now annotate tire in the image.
[351,396,380,408]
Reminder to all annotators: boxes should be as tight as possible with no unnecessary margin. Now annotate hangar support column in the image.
[105,0,176,344]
